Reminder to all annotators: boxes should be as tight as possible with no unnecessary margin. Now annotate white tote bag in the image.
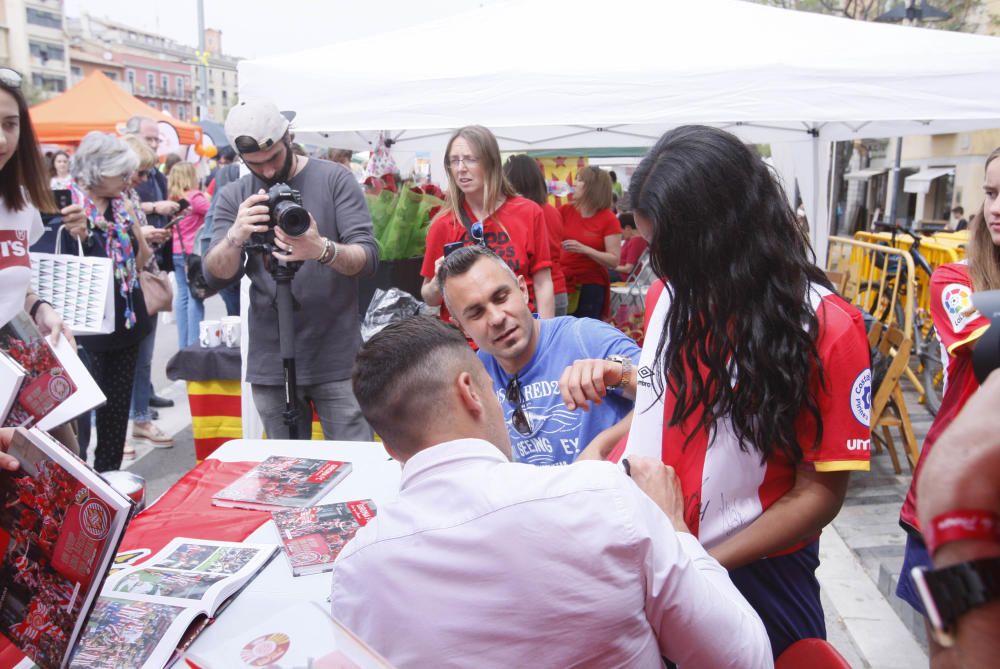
[30,227,115,335]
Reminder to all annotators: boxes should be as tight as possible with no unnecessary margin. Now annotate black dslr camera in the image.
[260,183,310,240]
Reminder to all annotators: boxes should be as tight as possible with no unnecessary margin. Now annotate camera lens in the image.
[274,201,311,237]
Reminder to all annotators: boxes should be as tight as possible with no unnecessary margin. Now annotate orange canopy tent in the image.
[30,70,202,146]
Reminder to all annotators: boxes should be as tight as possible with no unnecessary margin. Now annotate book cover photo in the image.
[272,500,377,577]
[212,457,353,512]
[0,427,132,669]
[0,313,76,428]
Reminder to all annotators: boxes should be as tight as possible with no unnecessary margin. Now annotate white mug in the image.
[199,320,222,348]
[221,316,241,348]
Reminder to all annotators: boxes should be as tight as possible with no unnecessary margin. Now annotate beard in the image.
[247,141,296,186]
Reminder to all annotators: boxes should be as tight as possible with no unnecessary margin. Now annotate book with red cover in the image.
[0,313,76,428]
[272,500,377,577]
[0,427,132,669]
[211,457,353,512]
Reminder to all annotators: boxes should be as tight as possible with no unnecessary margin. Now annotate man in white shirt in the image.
[332,316,772,669]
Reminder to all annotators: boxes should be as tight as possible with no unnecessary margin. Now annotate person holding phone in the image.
[420,125,554,325]
[48,150,71,189]
[167,162,208,349]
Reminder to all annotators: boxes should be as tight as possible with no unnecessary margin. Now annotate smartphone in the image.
[176,198,190,211]
[444,241,464,257]
[52,189,72,210]
[162,216,181,231]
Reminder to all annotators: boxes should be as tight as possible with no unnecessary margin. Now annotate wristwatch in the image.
[606,354,633,391]
[911,557,1000,647]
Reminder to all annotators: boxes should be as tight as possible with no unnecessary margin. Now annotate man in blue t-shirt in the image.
[438,246,639,466]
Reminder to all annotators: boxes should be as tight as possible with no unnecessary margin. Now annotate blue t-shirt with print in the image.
[479,316,640,466]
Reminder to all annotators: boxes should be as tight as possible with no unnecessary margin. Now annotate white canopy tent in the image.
[239,0,1000,259]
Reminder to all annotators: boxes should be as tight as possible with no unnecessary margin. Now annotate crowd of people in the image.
[2,62,999,667]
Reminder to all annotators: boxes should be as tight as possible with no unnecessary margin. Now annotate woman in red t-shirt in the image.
[503,154,568,316]
[420,126,553,322]
[559,166,620,319]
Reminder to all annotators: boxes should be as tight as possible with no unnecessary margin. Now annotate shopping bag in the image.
[30,226,115,334]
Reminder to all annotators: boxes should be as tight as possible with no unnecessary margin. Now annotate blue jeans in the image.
[173,253,205,349]
[129,314,157,422]
[572,284,606,319]
[220,282,240,317]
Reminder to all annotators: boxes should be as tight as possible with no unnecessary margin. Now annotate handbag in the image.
[139,256,173,315]
[29,226,115,334]
[178,224,217,301]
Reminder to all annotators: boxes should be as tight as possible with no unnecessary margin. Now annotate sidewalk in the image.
[127,302,934,668]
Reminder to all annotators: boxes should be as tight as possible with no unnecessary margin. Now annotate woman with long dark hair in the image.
[613,126,871,658]
[503,154,568,316]
[420,126,554,323]
[895,148,1000,669]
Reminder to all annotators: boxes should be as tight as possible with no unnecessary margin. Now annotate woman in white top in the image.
[49,149,72,189]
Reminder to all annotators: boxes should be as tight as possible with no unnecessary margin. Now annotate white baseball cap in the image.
[224,99,296,154]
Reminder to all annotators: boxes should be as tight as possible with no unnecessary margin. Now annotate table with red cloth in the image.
[3,438,400,668]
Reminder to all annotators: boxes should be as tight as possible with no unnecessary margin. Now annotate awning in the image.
[845,167,888,181]
[904,167,955,194]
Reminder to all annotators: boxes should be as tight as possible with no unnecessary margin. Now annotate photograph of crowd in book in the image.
[70,598,185,669]
[0,455,101,668]
[154,543,260,575]
[113,568,226,600]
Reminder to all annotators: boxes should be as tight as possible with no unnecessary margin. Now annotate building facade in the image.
[1,0,70,101]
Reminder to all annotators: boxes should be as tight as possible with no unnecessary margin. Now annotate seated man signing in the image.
[332,316,772,669]
[437,245,638,465]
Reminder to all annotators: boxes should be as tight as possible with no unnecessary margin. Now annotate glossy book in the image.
[211,457,353,512]
[272,500,376,577]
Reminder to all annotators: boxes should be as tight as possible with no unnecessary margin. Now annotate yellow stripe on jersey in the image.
[814,460,871,473]
[946,324,989,356]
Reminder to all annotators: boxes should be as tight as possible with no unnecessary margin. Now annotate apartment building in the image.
[0,0,70,100]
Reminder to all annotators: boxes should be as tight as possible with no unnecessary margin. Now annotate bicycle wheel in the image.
[920,326,944,416]
[857,281,905,329]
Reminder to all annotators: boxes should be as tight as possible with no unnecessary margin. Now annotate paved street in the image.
[110,295,933,668]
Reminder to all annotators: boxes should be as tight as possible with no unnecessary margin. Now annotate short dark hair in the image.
[219,146,237,162]
[952,205,964,215]
[352,317,476,451]
[503,154,547,206]
[618,212,636,230]
[436,245,515,299]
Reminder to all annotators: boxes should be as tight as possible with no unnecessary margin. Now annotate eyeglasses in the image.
[448,155,479,168]
[234,135,275,154]
[505,375,533,436]
[0,68,22,88]
[470,221,485,247]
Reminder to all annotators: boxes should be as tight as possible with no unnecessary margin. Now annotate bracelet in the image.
[926,510,1000,557]
[225,231,243,249]
[316,237,334,264]
[322,239,339,267]
[29,299,52,320]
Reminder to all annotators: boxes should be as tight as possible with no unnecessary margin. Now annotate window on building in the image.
[162,103,171,115]
[31,73,66,93]
[176,76,184,97]
[178,106,187,121]
[209,87,216,104]
[103,71,118,81]
[221,71,226,85]
[146,72,155,92]
[222,90,228,106]
[161,73,169,93]
[29,41,65,66]
[127,69,136,93]
[26,8,61,29]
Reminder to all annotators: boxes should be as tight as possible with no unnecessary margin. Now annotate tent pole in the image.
[887,137,903,226]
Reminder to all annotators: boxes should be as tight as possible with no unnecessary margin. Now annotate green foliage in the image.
[750,0,989,33]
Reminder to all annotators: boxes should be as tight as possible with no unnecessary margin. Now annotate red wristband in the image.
[925,509,1000,556]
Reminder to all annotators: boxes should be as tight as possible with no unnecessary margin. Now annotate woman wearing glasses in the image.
[61,132,153,472]
[420,125,554,324]
[617,126,870,658]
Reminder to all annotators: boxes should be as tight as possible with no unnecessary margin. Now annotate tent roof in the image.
[31,71,202,145]
[239,0,1000,149]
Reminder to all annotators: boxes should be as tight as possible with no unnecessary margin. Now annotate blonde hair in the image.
[439,125,515,226]
[168,162,198,200]
[121,134,156,172]
[968,147,1000,292]
[574,165,613,216]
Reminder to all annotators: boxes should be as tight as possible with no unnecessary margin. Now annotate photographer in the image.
[203,100,378,441]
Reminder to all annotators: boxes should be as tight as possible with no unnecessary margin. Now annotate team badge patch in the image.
[942,283,977,333]
[850,369,872,427]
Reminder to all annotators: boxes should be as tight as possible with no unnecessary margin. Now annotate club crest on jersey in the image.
[849,369,871,427]
[942,283,977,332]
